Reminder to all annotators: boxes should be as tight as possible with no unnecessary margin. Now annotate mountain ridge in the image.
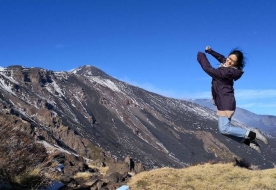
[0,65,275,172]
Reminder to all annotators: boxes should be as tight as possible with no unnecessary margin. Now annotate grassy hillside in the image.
[127,163,276,190]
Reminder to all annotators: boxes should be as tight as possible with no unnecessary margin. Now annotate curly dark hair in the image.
[229,48,246,70]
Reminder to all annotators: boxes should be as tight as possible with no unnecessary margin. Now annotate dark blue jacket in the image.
[197,50,244,111]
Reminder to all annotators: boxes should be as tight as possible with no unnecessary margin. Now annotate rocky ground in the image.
[0,112,144,189]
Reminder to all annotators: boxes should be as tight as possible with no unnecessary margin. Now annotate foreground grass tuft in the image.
[128,163,276,190]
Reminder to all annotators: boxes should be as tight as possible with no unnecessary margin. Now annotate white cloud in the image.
[182,91,210,99]
[239,102,276,108]
[238,102,276,116]
[235,89,276,99]
[119,77,179,98]
[182,89,276,100]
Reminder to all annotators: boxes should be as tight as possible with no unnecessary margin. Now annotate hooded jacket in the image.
[197,49,244,118]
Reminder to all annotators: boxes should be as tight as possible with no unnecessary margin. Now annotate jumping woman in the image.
[197,46,268,153]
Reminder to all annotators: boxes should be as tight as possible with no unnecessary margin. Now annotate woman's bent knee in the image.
[218,125,229,135]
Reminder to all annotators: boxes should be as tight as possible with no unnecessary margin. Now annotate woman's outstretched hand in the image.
[205,46,211,53]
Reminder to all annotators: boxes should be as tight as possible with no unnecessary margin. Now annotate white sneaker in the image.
[252,128,268,145]
[249,140,261,154]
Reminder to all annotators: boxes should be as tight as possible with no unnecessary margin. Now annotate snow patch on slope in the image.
[0,78,14,94]
[45,79,64,97]
[89,76,121,93]
[38,140,79,156]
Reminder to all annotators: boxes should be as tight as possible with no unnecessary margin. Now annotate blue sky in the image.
[1,0,276,116]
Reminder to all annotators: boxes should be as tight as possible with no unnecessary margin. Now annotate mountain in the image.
[188,99,276,135]
[0,65,276,173]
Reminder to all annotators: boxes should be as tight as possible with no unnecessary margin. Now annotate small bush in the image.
[233,157,251,169]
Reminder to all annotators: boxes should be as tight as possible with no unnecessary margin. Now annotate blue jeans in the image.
[218,116,247,143]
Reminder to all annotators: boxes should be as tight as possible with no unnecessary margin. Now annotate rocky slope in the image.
[0,65,275,178]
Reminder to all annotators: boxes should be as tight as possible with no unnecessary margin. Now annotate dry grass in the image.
[74,171,94,181]
[88,164,109,176]
[73,164,109,184]
[11,171,40,189]
[13,168,40,185]
[11,162,61,189]
[127,163,276,190]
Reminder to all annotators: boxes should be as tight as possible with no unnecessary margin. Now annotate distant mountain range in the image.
[0,65,275,171]
[188,99,276,135]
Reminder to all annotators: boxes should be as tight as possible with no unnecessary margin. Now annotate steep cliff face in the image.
[0,65,275,169]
